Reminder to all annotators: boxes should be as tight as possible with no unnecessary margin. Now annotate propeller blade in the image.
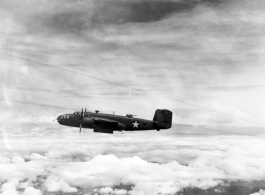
[79,108,84,133]
[85,108,87,113]
[80,108,83,122]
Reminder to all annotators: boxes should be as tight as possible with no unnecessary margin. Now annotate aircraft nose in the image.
[57,115,62,122]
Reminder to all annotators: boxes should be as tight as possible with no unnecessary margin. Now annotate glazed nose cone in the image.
[57,115,63,123]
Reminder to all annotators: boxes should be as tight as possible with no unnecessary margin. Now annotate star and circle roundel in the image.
[132,121,139,128]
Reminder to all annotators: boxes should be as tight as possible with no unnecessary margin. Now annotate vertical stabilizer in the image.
[153,109,172,129]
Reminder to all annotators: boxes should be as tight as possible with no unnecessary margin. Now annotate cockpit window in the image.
[61,114,69,119]
[74,112,79,116]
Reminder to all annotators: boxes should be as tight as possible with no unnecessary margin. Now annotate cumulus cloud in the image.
[29,153,47,161]
[41,139,265,194]
[0,189,19,195]
[99,187,114,194]
[11,156,25,164]
[0,126,265,194]
[45,142,95,161]
[23,187,42,195]
[44,175,78,193]
[250,189,265,195]
[0,179,19,193]
[0,156,10,164]
[114,189,127,195]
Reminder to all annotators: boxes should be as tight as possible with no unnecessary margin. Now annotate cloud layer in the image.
[1,124,265,194]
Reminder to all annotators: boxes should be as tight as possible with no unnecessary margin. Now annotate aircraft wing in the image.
[93,118,118,129]
[94,129,113,134]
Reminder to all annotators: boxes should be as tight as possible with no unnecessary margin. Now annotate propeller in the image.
[79,108,84,133]
[80,123,82,133]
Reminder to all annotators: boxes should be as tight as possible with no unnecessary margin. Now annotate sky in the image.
[1,0,265,126]
[1,0,265,194]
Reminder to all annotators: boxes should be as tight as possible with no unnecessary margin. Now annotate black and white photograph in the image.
[1,0,265,194]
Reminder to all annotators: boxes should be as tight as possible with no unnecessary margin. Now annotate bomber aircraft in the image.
[57,109,172,134]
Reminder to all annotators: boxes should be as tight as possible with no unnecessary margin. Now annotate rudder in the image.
[153,109,172,129]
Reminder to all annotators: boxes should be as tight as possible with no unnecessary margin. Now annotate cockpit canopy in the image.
[73,111,91,117]
[73,112,80,116]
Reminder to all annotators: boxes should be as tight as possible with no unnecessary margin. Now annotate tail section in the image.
[153,109,172,130]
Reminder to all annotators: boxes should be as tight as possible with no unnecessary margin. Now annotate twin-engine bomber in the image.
[57,109,173,134]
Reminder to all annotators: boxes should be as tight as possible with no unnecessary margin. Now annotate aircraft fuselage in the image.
[57,109,172,134]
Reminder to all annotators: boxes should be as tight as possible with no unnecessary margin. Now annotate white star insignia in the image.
[132,121,139,128]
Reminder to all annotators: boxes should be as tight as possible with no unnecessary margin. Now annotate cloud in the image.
[99,187,114,194]
[206,85,265,92]
[43,148,264,193]
[0,125,265,194]
[250,189,265,195]
[29,153,47,161]
[173,101,252,126]
[113,189,127,195]
[44,143,94,161]
[4,0,217,37]
[0,179,19,193]
[11,156,25,164]
[23,187,42,195]
[0,156,10,164]
[44,155,223,194]
[0,189,19,195]
[44,175,78,193]
[91,0,196,24]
